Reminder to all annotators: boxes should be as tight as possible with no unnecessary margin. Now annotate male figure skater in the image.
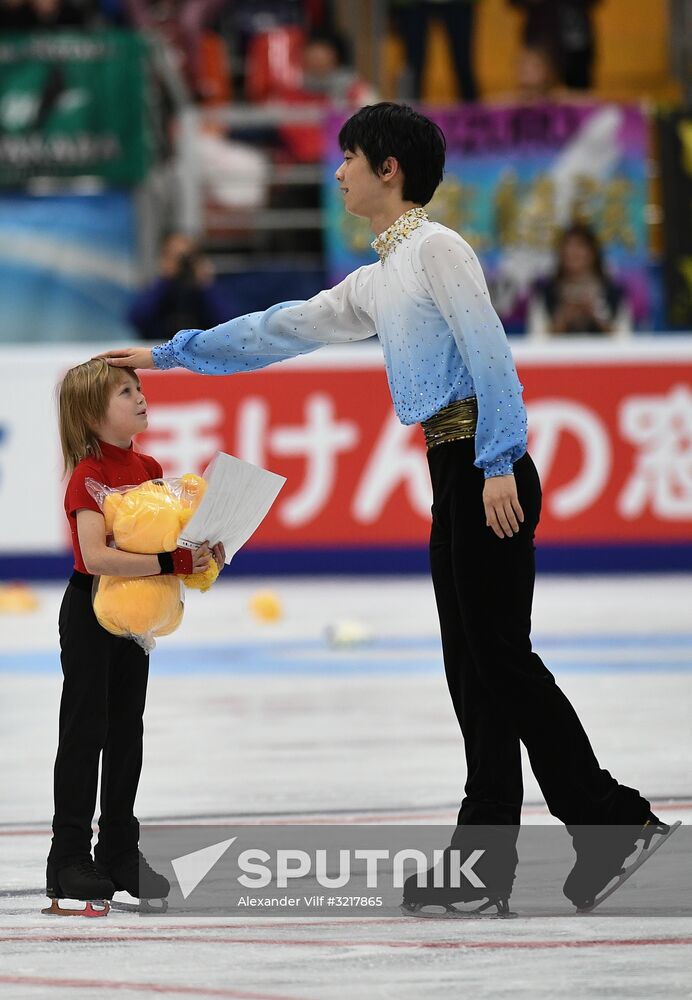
[101,102,673,914]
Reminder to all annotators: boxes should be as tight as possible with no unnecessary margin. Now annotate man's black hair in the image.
[338,102,446,206]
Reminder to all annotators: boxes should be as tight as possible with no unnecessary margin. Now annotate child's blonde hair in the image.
[58,360,138,476]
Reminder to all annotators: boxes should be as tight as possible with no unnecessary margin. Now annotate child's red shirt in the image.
[64,440,163,574]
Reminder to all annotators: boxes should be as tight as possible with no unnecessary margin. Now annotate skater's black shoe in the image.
[43,859,114,917]
[564,812,678,912]
[96,850,170,912]
[402,870,514,918]
[401,827,518,918]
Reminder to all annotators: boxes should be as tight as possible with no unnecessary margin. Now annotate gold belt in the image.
[421,396,477,449]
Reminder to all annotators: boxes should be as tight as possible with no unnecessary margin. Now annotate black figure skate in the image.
[564,813,681,913]
[401,826,518,919]
[96,849,170,914]
[43,859,114,917]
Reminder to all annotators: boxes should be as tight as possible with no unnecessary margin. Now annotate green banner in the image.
[0,30,152,185]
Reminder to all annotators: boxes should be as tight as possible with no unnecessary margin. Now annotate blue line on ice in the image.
[1,634,692,675]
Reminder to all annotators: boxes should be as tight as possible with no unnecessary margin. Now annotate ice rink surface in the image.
[1,573,691,999]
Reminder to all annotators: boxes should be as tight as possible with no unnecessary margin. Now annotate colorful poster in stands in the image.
[324,103,650,330]
[0,31,152,184]
[657,110,692,329]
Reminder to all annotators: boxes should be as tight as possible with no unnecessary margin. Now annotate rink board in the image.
[0,339,691,577]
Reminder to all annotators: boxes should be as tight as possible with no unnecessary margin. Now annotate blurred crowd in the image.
[0,0,602,104]
[1,0,668,341]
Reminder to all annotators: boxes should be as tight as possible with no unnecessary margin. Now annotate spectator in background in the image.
[192,111,271,211]
[527,223,632,339]
[300,30,377,105]
[124,0,227,100]
[124,0,272,209]
[515,42,562,103]
[218,0,334,101]
[275,29,377,162]
[390,0,479,102]
[508,0,600,91]
[491,41,569,104]
[128,233,227,343]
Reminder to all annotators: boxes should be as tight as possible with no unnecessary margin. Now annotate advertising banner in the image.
[0,342,690,575]
[0,30,152,184]
[0,191,137,343]
[324,103,650,330]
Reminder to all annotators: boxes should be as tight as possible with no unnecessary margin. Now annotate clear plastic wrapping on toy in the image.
[90,573,184,653]
[84,473,209,652]
[85,473,208,549]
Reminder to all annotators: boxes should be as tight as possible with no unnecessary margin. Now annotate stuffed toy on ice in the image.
[86,473,220,651]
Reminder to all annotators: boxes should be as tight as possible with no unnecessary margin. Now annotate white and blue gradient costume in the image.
[152,208,527,478]
[153,207,657,875]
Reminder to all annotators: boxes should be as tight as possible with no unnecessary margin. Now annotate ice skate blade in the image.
[110,897,169,915]
[400,900,516,920]
[42,898,110,917]
[575,820,682,914]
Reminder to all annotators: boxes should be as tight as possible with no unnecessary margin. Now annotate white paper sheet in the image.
[176,452,286,564]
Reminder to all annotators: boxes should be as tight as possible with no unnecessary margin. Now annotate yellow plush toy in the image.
[93,574,183,641]
[90,472,220,650]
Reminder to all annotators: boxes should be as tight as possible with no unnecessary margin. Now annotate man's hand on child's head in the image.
[92,347,156,370]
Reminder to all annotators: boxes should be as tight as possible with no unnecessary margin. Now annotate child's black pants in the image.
[48,571,149,868]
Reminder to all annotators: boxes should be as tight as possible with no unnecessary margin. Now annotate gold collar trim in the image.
[371,207,428,262]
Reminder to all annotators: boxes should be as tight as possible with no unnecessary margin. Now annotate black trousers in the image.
[395,1,479,102]
[427,441,650,831]
[48,572,149,868]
